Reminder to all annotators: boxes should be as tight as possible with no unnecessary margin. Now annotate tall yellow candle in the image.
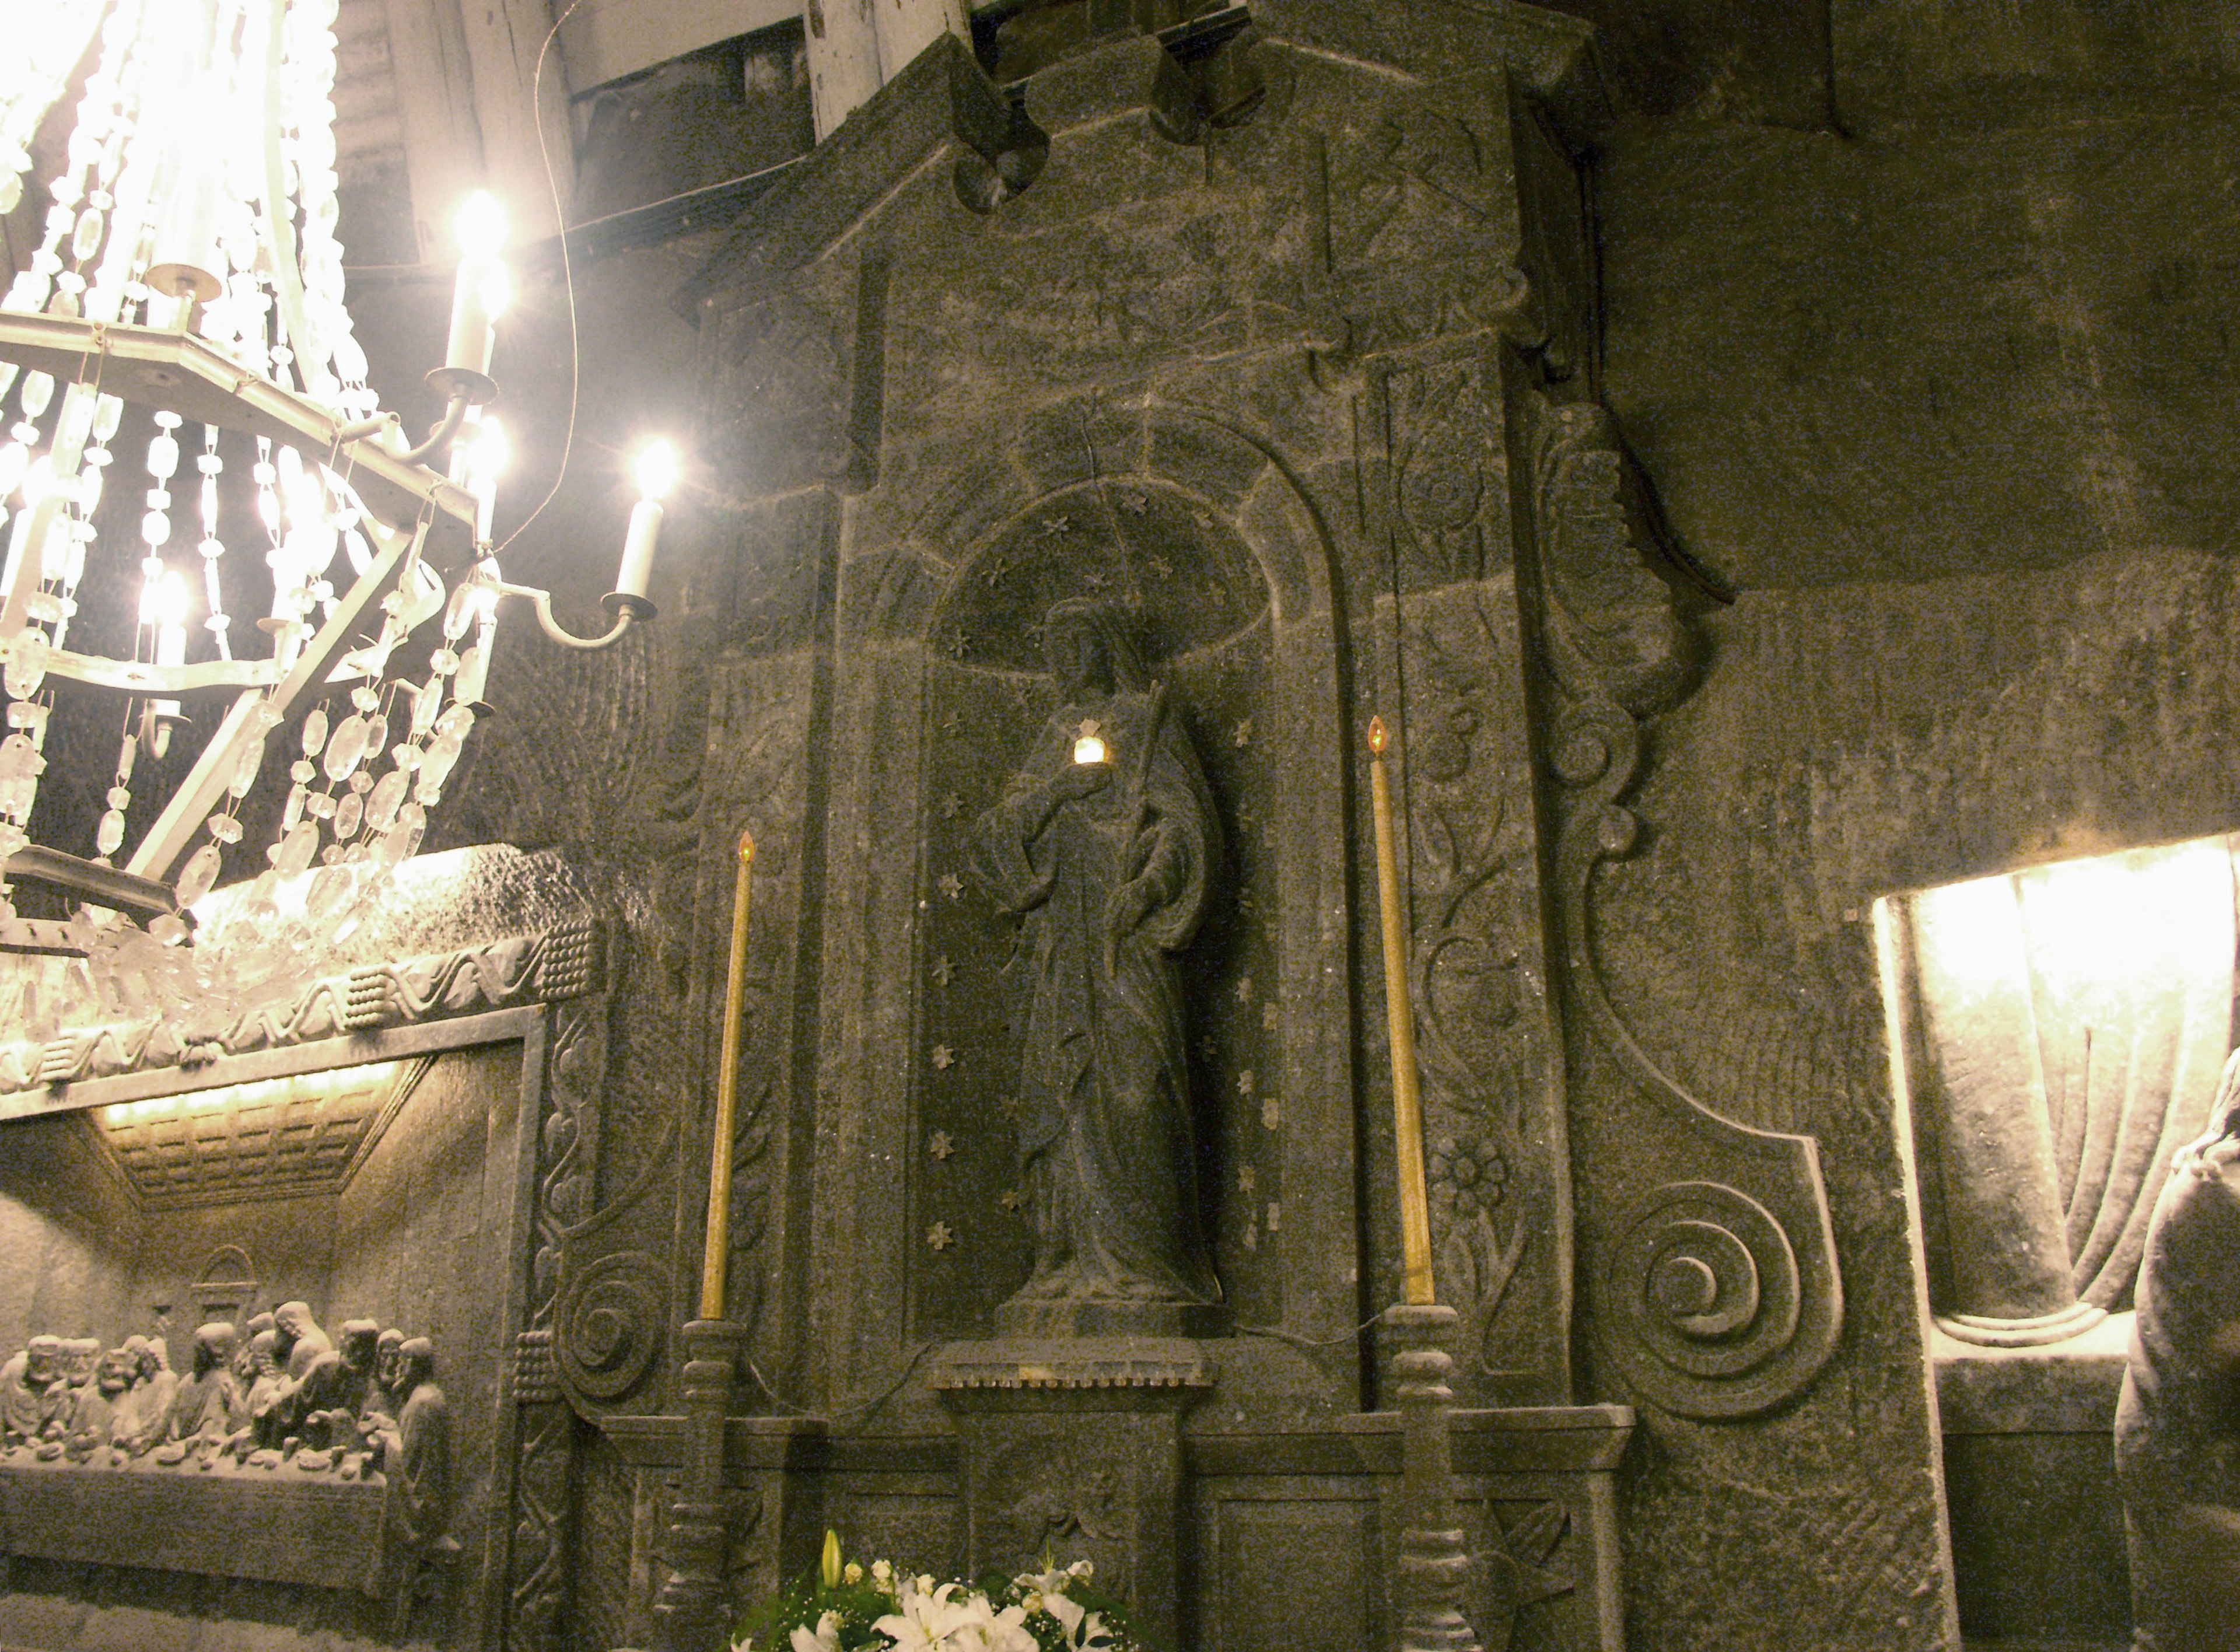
[700,830,756,1321]
[1368,716,1435,1307]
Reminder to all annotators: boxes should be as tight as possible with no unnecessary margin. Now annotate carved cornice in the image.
[1522,390,1843,1420]
[0,919,604,1099]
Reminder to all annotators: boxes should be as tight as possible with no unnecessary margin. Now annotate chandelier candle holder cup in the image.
[0,0,670,1015]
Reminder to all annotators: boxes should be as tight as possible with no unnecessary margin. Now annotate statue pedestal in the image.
[932,1339,1212,1648]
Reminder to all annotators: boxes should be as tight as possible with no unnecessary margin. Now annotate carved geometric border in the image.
[0,919,603,1110]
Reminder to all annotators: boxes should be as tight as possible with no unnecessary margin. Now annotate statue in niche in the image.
[971,598,1222,1331]
[1,1336,64,1446]
[2118,1049,2240,1652]
[373,1336,454,1637]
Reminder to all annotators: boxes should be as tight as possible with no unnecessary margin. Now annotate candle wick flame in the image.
[1368,715,1387,755]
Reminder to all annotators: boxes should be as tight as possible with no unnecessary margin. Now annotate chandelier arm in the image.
[491,581,638,651]
[397,393,471,468]
[1,844,180,919]
[123,521,423,884]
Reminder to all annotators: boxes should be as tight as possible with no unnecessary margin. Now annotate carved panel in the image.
[1214,1497,1378,1652]
[1376,354,1509,589]
[1520,389,1842,1420]
[1387,581,1567,1406]
[1301,70,1528,358]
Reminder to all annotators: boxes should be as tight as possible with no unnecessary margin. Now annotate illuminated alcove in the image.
[1875,831,2239,1645]
[1878,833,2236,1346]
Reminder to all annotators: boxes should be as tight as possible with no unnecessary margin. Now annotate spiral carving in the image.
[1603,1182,1806,1413]
[553,1250,666,1402]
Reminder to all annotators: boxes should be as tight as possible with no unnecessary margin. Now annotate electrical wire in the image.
[488,0,587,560]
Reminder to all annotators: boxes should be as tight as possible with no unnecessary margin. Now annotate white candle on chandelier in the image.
[444,192,510,383]
[466,416,508,544]
[615,440,677,602]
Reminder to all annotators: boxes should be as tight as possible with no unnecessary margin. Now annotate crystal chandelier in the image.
[0,0,666,1011]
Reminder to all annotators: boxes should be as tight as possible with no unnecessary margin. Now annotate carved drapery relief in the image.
[1522,391,1842,1419]
[1895,837,2238,1344]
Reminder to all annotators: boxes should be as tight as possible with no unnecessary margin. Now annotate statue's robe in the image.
[974,684,1220,1307]
[2118,1144,2240,1652]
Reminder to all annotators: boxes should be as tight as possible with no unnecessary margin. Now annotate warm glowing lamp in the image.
[1073,718,1109,765]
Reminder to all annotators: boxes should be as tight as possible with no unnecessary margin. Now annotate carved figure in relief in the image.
[157,1322,243,1457]
[367,1326,405,1424]
[236,1326,288,1456]
[2118,1049,2240,1652]
[972,599,1221,1322]
[63,1348,132,1458]
[304,1318,380,1451]
[374,1337,455,1636]
[1,1335,65,1445]
[270,1299,336,1440]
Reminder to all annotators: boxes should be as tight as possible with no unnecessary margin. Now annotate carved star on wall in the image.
[1235,975,1253,1005]
[927,1222,955,1251]
[1233,718,1252,747]
[941,793,963,818]
[929,1130,955,1160]
[1237,1068,1255,1095]
[1238,1163,1256,1194]
[937,873,963,900]
[1262,1097,1280,1129]
[1480,1502,1576,1627]
[933,954,954,986]
[999,1187,1025,1210]
[1262,1001,1279,1031]
[932,1045,955,1069]
[1118,491,1149,514]
[1041,514,1070,535]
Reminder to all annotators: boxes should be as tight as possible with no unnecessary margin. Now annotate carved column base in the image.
[1379,1306,1483,1652]
[650,1319,749,1652]
[932,1338,1212,1651]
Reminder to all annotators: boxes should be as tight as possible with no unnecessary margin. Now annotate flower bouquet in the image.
[733,1532,1156,1652]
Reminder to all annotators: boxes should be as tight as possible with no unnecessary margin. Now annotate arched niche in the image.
[850,402,1352,1350]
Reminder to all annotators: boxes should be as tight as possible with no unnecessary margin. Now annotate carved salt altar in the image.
[0,1451,388,1594]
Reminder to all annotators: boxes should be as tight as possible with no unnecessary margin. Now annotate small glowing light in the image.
[1073,719,1108,766]
[1367,715,1388,756]
[454,190,509,260]
[635,439,678,502]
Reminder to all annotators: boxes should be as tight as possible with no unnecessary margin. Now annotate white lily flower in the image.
[789,1609,843,1652]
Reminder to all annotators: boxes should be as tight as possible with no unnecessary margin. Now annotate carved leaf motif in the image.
[1528,397,1700,716]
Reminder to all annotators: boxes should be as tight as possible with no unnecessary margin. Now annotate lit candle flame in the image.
[1368,715,1387,755]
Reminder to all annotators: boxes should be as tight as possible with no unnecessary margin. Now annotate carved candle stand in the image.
[1381,1305,1482,1652]
[649,1317,748,1652]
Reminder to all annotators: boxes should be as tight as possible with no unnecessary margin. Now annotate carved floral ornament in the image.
[1525,391,1843,1419]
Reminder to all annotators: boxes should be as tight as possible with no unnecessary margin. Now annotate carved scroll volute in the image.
[1524,392,1842,1420]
